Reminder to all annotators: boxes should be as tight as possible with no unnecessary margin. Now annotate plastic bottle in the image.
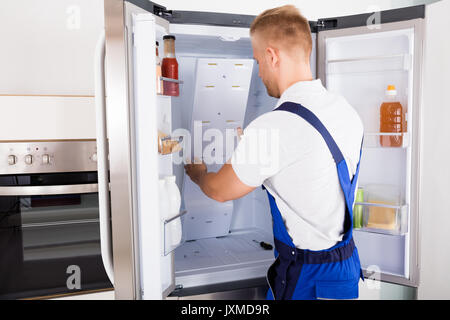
[353,188,364,229]
[379,85,404,147]
[164,175,182,247]
[159,179,172,253]
[161,35,179,96]
[158,179,170,220]
[155,41,163,95]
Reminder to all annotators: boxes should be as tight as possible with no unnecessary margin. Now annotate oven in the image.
[0,140,112,299]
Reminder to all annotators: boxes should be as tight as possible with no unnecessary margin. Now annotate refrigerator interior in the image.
[131,10,417,294]
[144,21,318,289]
[323,27,416,279]
[169,32,276,287]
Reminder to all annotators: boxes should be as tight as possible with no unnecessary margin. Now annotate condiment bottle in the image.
[161,35,179,96]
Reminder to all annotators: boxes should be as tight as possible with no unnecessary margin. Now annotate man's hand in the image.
[183,127,255,202]
[184,162,207,185]
[184,161,256,203]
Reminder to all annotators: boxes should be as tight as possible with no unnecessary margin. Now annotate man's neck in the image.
[278,64,313,97]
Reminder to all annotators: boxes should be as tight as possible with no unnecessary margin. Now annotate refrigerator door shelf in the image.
[326,53,412,75]
[353,202,408,236]
[160,77,184,84]
[163,210,187,255]
[157,77,184,97]
[363,132,409,149]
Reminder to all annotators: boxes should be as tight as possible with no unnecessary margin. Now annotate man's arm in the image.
[184,161,256,203]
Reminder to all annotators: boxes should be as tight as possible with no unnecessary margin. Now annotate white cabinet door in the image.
[0,0,104,95]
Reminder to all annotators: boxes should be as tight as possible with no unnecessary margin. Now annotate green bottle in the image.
[353,188,364,229]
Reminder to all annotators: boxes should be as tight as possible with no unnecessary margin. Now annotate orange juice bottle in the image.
[380,85,404,147]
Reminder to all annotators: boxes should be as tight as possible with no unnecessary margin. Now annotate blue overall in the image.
[264,102,364,300]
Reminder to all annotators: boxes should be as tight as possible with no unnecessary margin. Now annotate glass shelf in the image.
[326,53,411,75]
[353,202,408,236]
[327,53,406,64]
[363,132,409,148]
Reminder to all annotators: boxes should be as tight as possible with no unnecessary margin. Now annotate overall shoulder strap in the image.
[274,102,363,242]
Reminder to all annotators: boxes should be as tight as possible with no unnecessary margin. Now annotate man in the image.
[185,5,364,300]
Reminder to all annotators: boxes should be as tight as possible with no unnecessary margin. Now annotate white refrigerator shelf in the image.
[363,132,409,148]
[353,201,408,236]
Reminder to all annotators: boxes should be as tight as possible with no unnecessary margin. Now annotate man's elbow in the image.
[209,192,228,203]
[206,186,230,203]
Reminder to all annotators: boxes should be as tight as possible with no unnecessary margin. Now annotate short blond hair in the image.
[250,5,312,57]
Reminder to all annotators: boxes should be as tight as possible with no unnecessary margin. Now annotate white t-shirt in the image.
[231,79,364,250]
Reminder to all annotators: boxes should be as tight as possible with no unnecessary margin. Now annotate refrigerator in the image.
[96,0,425,299]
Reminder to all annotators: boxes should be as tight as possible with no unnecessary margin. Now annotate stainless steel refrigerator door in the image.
[104,0,177,300]
[317,18,423,287]
[104,0,140,300]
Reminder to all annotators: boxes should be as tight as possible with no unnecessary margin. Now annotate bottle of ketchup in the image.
[162,35,179,97]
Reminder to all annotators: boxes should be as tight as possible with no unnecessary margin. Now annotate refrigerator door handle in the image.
[95,29,114,285]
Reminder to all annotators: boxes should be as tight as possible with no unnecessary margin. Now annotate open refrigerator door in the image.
[125,2,276,299]
[129,5,177,299]
[317,18,423,287]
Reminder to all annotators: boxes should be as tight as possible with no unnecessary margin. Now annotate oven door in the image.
[0,172,112,299]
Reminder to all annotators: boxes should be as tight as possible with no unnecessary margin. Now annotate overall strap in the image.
[273,102,363,243]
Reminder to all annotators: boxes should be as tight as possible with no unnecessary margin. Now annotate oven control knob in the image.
[42,154,50,164]
[25,154,33,165]
[8,155,17,165]
[91,153,98,162]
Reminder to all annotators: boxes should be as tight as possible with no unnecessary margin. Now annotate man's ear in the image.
[265,46,279,69]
